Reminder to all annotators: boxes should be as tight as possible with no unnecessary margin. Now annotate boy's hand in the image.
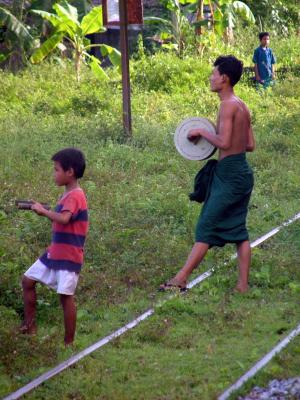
[31,201,47,216]
[188,129,203,140]
[188,128,209,144]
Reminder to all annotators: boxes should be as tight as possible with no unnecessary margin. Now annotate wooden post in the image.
[119,0,132,138]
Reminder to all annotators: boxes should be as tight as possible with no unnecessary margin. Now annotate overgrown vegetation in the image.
[30,1,121,82]
[0,31,300,399]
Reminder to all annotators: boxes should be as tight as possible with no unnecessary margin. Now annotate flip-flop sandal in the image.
[158,282,187,292]
[19,321,37,335]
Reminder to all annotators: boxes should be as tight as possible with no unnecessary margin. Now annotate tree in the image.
[0,6,35,70]
[193,0,255,42]
[30,1,121,82]
[144,0,195,56]
[144,0,255,55]
[243,0,299,33]
[215,0,255,42]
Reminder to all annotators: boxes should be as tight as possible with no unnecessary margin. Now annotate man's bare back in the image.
[188,65,255,156]
[160,55,255,294]
[217,96,254,159]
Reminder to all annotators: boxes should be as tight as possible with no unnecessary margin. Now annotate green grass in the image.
[0,37,300,398]
[2,224,299,399]
[231,335,300,399]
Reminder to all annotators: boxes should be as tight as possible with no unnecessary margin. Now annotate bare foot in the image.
[64,339,74,347]
[19,320,37,335]
[234,284,249,293]
[159,278,187,292]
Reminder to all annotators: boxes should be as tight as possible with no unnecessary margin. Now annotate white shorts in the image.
[24,259,79,295]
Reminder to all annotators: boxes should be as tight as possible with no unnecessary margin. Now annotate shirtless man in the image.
[160,55,255,293]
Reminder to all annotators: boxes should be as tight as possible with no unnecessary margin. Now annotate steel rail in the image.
[3,212,300,400]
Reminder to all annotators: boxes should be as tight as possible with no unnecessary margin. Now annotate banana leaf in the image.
[100,44,121,69]
[159,31,174,40]
[160,0,180,12]
[192,19,210,28]
[83,36,90,47]
[143,16,173,28]
[53,1,79,24]
[53,2,80,34]
[232,1,255,24]
[226,5,236,28]
[182,2,198,13]
[31,9,77,39]
[0,53,8,62]
[214,19,226,35]
[81,6,106,36]
[162,42,178,50]
[179,0,197,4]
[87,54,109,81]
[30,31,64,63]
[70,0,91,21]
[30,10,62,28]
[0,7,33,45]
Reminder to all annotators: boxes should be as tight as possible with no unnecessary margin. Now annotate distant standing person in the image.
[160,55,255,293]
[20,148,88,345]
[253,32,276,88]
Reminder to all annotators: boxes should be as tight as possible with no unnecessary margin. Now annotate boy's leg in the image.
[21,276,37,334]
[60,294,76,345]
[236,240,251,293]
[162,242,209,288]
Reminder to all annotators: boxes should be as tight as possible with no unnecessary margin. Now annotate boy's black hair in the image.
[214,55,243,87]
[52,148,86,179]
[259,32,270,41]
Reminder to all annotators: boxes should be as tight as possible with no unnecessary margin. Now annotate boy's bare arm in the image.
[189,102,233,150]
[246,124,255,152]
[31,202,72,224]
[272,64,275,79]
[254,64,261,81]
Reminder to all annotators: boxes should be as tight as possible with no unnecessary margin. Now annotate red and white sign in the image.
[103,0,143,26]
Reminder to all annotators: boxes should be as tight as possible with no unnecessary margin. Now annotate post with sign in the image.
[102,0,143,138]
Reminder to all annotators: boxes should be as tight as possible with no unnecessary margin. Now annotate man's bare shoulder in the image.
[221,97,250,115]
[219,98,238,116]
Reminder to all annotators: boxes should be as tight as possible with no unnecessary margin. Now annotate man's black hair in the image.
[214,55,243,87]
[259,32,270,41]
[52,148,86,179]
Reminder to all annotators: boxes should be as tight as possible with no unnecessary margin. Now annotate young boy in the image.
[160,55,255,293]
[20,148,88,345]
[253,32,276,87]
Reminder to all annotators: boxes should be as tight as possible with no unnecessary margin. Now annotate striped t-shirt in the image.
[40,188,88,272]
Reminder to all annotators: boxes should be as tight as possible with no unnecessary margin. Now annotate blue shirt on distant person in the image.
[253,32,276,84]
[253,47,276,81]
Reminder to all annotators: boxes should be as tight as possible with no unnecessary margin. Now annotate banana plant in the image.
[214,0,255,42]
[193,0,214,35]
[0,6,35,68]
[30,1,121,82]
[193,0,255,42]
[144,0,195,56]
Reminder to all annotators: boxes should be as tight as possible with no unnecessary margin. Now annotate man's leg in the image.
[21,276,37,334]
[162,242,209,288]
[60,294,76,345]
[236,240,251,292]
